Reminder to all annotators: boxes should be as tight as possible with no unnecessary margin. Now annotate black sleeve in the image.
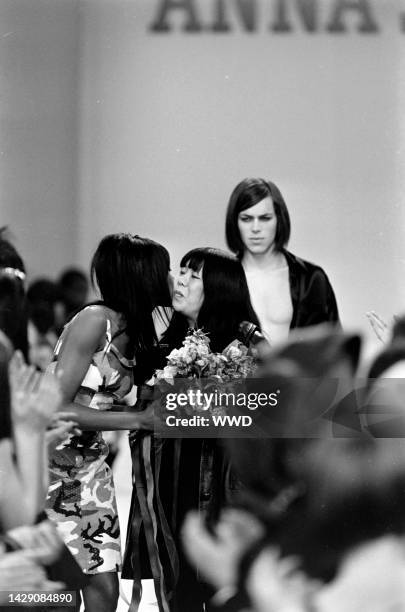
[294,265,340,328]
[322,271,340,325]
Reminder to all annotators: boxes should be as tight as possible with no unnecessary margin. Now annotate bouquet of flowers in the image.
[156,328,255,383]
[154,329,256,419]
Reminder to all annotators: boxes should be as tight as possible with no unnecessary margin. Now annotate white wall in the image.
[76,0,405,349]
[1,0,405,354]
[0,0,79,277]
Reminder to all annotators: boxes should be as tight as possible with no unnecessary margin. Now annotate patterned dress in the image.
[45,307,135,574]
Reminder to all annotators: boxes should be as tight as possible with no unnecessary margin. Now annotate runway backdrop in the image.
[1,0,405,353]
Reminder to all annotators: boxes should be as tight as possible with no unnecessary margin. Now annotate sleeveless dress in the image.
[45,307,135,574]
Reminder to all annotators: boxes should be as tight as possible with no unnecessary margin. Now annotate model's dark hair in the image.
[164,247,259,352]
[0,228,28,358]
[225,178,291,256]
[91,233,171,352]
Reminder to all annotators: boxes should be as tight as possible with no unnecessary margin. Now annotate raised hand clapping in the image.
[366,311,391,344]
[9,350,62,431]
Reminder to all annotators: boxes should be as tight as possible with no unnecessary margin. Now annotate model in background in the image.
[225,177,339,344]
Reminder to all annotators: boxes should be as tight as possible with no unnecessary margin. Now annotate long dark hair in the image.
[91,233,171,352]
[0,228,28,358]
[164,247,259,352]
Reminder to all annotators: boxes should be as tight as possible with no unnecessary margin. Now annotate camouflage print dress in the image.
[45,307,135,574]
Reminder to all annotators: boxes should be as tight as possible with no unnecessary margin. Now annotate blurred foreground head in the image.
[0,228,28,357]
[58,267,89,315]
[0,330,12,440]
[271,437,405,582]
[226,327,405,581]
[363,332,405,437]
[225,325,362,504]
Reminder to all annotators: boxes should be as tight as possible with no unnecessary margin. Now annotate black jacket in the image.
[283,250,339,329]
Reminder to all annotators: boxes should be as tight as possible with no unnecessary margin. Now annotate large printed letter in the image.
[326,0,379,33]
[150,0,202,32]
[211,0,257,32]
[271,0,318,33]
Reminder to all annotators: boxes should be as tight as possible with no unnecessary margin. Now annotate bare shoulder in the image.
[64,306,107,347]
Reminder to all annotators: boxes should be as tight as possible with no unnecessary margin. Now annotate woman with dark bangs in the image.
[225,178,340,345]
[165,247,259,352]
[123,247,260,612]
[45,233,172,612]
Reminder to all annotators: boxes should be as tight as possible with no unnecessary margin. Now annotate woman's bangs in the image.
[180,250,205,272]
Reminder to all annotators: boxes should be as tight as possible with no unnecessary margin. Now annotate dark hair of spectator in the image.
[27,278,60,335]
[0,228,28,358]
[257,438,405,584]
[366,342,405,388]
[392,315,405,343]
[57,267,89,322]
[59,268,88,289]
[0,334,12,441]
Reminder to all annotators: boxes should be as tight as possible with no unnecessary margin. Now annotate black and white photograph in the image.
[1,1,405,610]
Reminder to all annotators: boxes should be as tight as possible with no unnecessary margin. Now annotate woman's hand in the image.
[46,411,81,446]
[5,520,64,566]
[366,311,390,344]
[9,351,62,431]
[246,547,320,612]
[181,508,264,591]
[0,550,65,600]
[136,401,156,430]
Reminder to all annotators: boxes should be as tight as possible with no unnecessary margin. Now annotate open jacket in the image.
[283,250,339,329]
